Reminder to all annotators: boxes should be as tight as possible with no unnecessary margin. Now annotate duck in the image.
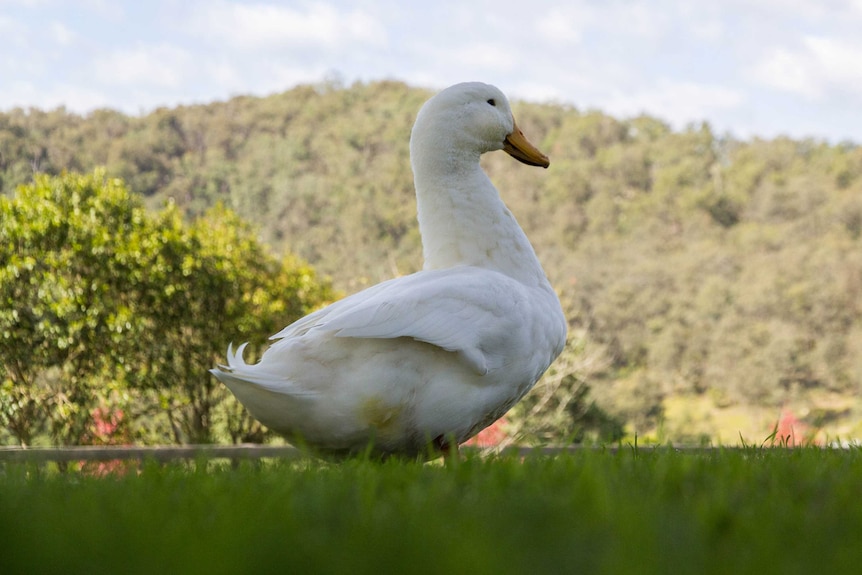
[211,82,567,459]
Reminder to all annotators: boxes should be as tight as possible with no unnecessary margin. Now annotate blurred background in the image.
[2,1,860,449]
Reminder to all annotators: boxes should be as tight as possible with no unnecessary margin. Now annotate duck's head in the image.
[410,82,549,171]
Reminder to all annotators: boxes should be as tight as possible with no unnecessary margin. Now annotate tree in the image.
[128,203,335,443]
[0,170,152,445]
[0,170,334,446]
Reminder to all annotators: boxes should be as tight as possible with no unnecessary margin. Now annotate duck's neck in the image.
[413,157,548,287]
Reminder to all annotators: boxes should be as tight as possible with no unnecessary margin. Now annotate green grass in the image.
[2,448,861,574]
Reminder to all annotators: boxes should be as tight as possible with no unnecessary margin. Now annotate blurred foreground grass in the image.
[1,447,861,574]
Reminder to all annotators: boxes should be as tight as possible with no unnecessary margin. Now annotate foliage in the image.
[504,330,624,446]
[2,449,862,574]
[1,80,861,442]
[0,170,334,446]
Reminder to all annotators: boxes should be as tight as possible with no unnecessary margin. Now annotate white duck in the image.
[212,82,567,459]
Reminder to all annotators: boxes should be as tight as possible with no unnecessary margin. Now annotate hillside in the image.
[3,79,861,442]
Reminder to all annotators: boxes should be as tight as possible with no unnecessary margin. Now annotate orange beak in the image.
[503,118,550,168]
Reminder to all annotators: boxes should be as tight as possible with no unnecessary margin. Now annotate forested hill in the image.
[3,80,862,439]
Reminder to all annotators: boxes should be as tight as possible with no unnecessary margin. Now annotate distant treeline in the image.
[2,79,861,441]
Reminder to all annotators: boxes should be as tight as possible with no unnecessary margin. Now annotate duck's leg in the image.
[432,434,460,463]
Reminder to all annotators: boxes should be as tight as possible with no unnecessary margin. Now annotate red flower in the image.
[774,408,814,447]
[79,406,134,477]
[464,417,509,447]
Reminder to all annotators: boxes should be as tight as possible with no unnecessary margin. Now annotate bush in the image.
[0,170,334,446]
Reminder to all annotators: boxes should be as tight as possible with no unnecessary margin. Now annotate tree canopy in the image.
[2,79,861,443]
[0,170,334,446]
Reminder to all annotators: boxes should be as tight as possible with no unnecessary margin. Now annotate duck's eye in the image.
[487,98,496,106]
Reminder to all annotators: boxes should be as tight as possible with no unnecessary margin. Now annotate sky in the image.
[2,0,862,143]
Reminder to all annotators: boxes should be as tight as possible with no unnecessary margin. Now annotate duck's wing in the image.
[272,267,528,376]
[268,275,406,340]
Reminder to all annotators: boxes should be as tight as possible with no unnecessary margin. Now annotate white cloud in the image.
[608,3,672,40]
[445,41,520,74]
[0,14,28,48]
[603,79,745,127]
[79,0,125,20]
[753,35,862,100]
[190,1,387,51]
[533,6,589,45]
[267,62,330,90]
[93,44,193,88]
[1,0,51,6]
[0,80,110,112]
[507,81,568,104]
[753,46,820,99]
[49,21,75,46]
[805,36,862,97]
[736,0,862,22]
[205,60,243,91]
[532,0,673,44]
[683,8,724,42]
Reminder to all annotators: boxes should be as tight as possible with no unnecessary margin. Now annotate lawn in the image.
[1,447,860,574]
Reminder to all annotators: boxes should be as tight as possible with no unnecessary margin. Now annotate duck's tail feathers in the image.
[217,342,249,371]
[210,342,314,396]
